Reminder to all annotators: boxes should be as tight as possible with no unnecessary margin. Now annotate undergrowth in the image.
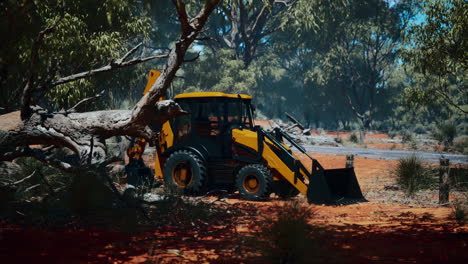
[254,201,322,264]
[451,201,467,224]
[394,155,434,196]
[349,132,359,144]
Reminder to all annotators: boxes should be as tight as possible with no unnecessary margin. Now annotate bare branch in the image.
[172,0,191,32]
[51,53,169,87]
[131,0,220,123]
[10,171,36,186]
[115,42,143,64]
[183,52,200,62]
[24,184,41,193]
[21,14,65,120]
[68,90,105,112]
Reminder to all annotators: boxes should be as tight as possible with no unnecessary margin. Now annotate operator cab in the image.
[172,92,254,141]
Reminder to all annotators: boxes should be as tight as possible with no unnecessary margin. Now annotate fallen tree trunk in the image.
[0,0,220,173]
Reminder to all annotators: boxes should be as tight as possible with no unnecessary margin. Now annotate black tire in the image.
[163,150,207,194]
[235,164,273,201]
[274,182,300,199]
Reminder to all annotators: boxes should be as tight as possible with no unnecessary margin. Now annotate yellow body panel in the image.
[231,129,309,195]
[140,69,174,179]
[174,92,252,99]
[143,70,162,95]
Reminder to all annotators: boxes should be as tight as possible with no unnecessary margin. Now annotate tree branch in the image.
[172,0,191,33]
[114,42,143,64]
[68,90,105,112]
[50,45,169,88]
[183,52,200,62]
[21,14,64,120]
[0,148,76,172]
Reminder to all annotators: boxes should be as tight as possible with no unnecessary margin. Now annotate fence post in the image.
[439,158,450,205]
[346,154,354,168]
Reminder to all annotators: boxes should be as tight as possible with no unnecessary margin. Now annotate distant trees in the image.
[1,0,464,132]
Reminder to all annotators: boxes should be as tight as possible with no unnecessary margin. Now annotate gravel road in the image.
[302,145,468,164]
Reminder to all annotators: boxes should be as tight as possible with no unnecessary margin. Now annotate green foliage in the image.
[401,130,414,143]
[394,155,434,196]
[433,121,458,147]
[151,194,221,226]
[0,0,151,110]
[256,201,319,264]
[402,0,467,115]
[453,136,468,155]
[12,156,73,200]
[349,132,359,144]
[451,200,467,224]
[404,0,466,77]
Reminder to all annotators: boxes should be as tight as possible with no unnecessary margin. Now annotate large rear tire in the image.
[163,150,206,194]
[235,164,272,201]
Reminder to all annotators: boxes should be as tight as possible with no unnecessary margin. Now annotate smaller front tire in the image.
[235,164,272,201]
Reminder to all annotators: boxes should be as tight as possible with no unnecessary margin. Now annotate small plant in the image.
[394,155,433,196]
[433,121,457,147]
[451,200,467,224]
[334,136,343,144]
[413,123,427,134]
[317,128,326,136]
[151,188,221,226]
[388,130,397,139]
[453,136,468,155]
[401,130,414,143]
[256,201,319,264]
[348,132,359,144]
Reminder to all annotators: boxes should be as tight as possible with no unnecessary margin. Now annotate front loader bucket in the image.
[307,168,365,204]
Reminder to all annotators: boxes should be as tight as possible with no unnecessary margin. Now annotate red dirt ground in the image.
[1,154,467,263]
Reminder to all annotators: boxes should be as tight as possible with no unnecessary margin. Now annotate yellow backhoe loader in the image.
[126,70,364,204]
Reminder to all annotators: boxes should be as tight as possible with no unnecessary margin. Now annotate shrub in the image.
[388,130,397,139]
[151,189,221,226]
[401,130,414,143]
[256,201,319,264]
[394,155,433,196]
[334,136,343,144]
[451,201,467,224]
[453,136,468,155]
[413,123,427,134]
[317,128,326,136]
[433,121,457,147]
[348,132,359,144]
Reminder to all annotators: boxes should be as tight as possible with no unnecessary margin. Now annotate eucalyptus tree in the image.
[0,0,155,112]
[403,0,467,115]
[274,0,419,130]
[0,0,221,175]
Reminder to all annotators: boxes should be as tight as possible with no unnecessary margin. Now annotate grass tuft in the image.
[256,201,320,264]
[451,200,467,224]
[394,155,433,196]
[349,132,359,144]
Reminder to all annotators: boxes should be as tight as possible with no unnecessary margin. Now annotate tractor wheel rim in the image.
[172,161,193,187]
[243,174,260,193]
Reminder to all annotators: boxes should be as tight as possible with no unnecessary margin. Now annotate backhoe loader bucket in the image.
[307,168,365,204]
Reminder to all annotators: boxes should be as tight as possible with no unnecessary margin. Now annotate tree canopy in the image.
[0,0,466,132]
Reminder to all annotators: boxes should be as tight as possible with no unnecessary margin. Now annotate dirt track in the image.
[1,153,467,264]
[303,145,468,164]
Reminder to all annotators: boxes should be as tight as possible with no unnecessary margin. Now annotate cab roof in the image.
[174,92,252,100]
